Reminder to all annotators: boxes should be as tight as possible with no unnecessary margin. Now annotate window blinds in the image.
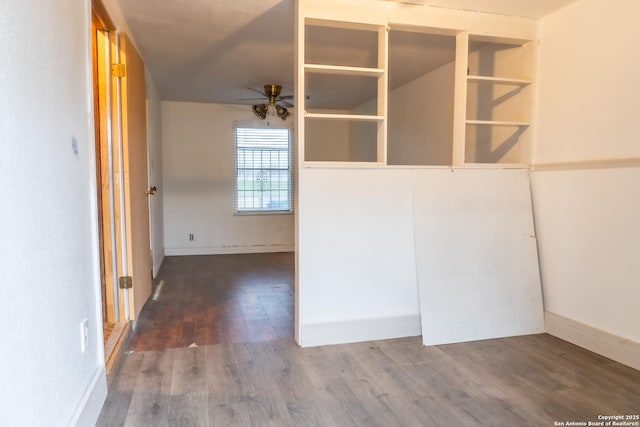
[234,127,292,213]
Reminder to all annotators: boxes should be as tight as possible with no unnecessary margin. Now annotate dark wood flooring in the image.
[129,253,294,351]
[98,253,640,425]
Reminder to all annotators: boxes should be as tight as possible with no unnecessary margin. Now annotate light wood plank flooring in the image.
[99,253,640,425]
[98,334,640,426]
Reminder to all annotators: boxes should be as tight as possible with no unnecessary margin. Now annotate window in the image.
[234,127,293,213]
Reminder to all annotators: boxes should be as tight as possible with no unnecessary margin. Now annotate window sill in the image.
[234,211,294,216]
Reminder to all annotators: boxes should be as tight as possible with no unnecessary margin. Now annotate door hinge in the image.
[112,63,126,78]
[119,276,133,289]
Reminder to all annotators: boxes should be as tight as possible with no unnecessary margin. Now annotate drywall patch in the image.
[412,168,544,346]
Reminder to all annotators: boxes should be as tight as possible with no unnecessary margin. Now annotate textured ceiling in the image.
[117,0,578,107]
[118,0,296,104]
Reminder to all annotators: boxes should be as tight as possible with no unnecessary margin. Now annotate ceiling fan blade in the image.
[279,94,310,100]
[238,97,267,101]
[280,101,294,108]
[246,87,267,96]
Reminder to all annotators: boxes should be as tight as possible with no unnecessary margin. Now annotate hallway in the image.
[129,252,295,352]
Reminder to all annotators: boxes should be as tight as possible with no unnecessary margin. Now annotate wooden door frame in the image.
[92,1,120,324]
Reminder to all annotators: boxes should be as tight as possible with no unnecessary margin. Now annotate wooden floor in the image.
[98,253,640,425]
[129,253,294,351]
[98,334,640,426]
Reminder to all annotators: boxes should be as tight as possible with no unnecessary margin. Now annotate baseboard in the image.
[153,249,165,278]
[165,244,295,256]
[545,311,640,371]
[69,367,108,427]
[298,314,422,347]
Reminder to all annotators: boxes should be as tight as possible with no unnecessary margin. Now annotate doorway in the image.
[91,1,132,385]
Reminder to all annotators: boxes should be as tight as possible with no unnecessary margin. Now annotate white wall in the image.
[533,169,640,341]
[146,72,165,276]
[297,166,545,347]
[0,0,106,425]
[534,0,640,163]
[298,168,421,346]
[388,61,455,165]
[162,102,295,255]
[532,0,640,351]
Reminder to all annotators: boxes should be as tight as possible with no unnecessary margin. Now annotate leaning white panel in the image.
[411,168,544,346]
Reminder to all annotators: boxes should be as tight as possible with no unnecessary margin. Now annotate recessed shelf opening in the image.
[305,24,378,69]
[465,123,530,164]
[305,73,379,116]
[462,37,534,165]
[305,118,380,162]
[387,29,456,166]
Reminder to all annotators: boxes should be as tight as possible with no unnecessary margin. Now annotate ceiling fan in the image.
[241,84,294,120]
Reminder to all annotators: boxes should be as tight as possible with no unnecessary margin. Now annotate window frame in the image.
[233,125,294,215]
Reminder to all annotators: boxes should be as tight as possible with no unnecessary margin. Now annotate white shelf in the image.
[467,75,531,85]
[466,120,530,127]
[305,112,384,121]
[304,64,384,76]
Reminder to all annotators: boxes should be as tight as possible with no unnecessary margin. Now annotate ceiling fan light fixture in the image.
[252,103,268,120]
[248,84,295,120]
[275,104,290,120]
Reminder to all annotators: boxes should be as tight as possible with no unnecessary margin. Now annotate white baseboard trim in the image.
[165,244,295,256]
[69,367,108,427]
[153,249,165,278]
[545,311,640,371]
[298,314,422,347]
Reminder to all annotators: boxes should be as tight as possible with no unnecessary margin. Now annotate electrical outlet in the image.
[80,319,89,353]
[189,233,194,241]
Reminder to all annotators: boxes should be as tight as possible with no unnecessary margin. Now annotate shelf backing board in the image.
[305,72,379,114]
[305,24,378,69]
[465,123,531,164]
[305,116,379,162]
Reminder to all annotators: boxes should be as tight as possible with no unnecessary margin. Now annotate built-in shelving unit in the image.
[297,1,537,168]
[301,21,388,163]
[453,33,535,165]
